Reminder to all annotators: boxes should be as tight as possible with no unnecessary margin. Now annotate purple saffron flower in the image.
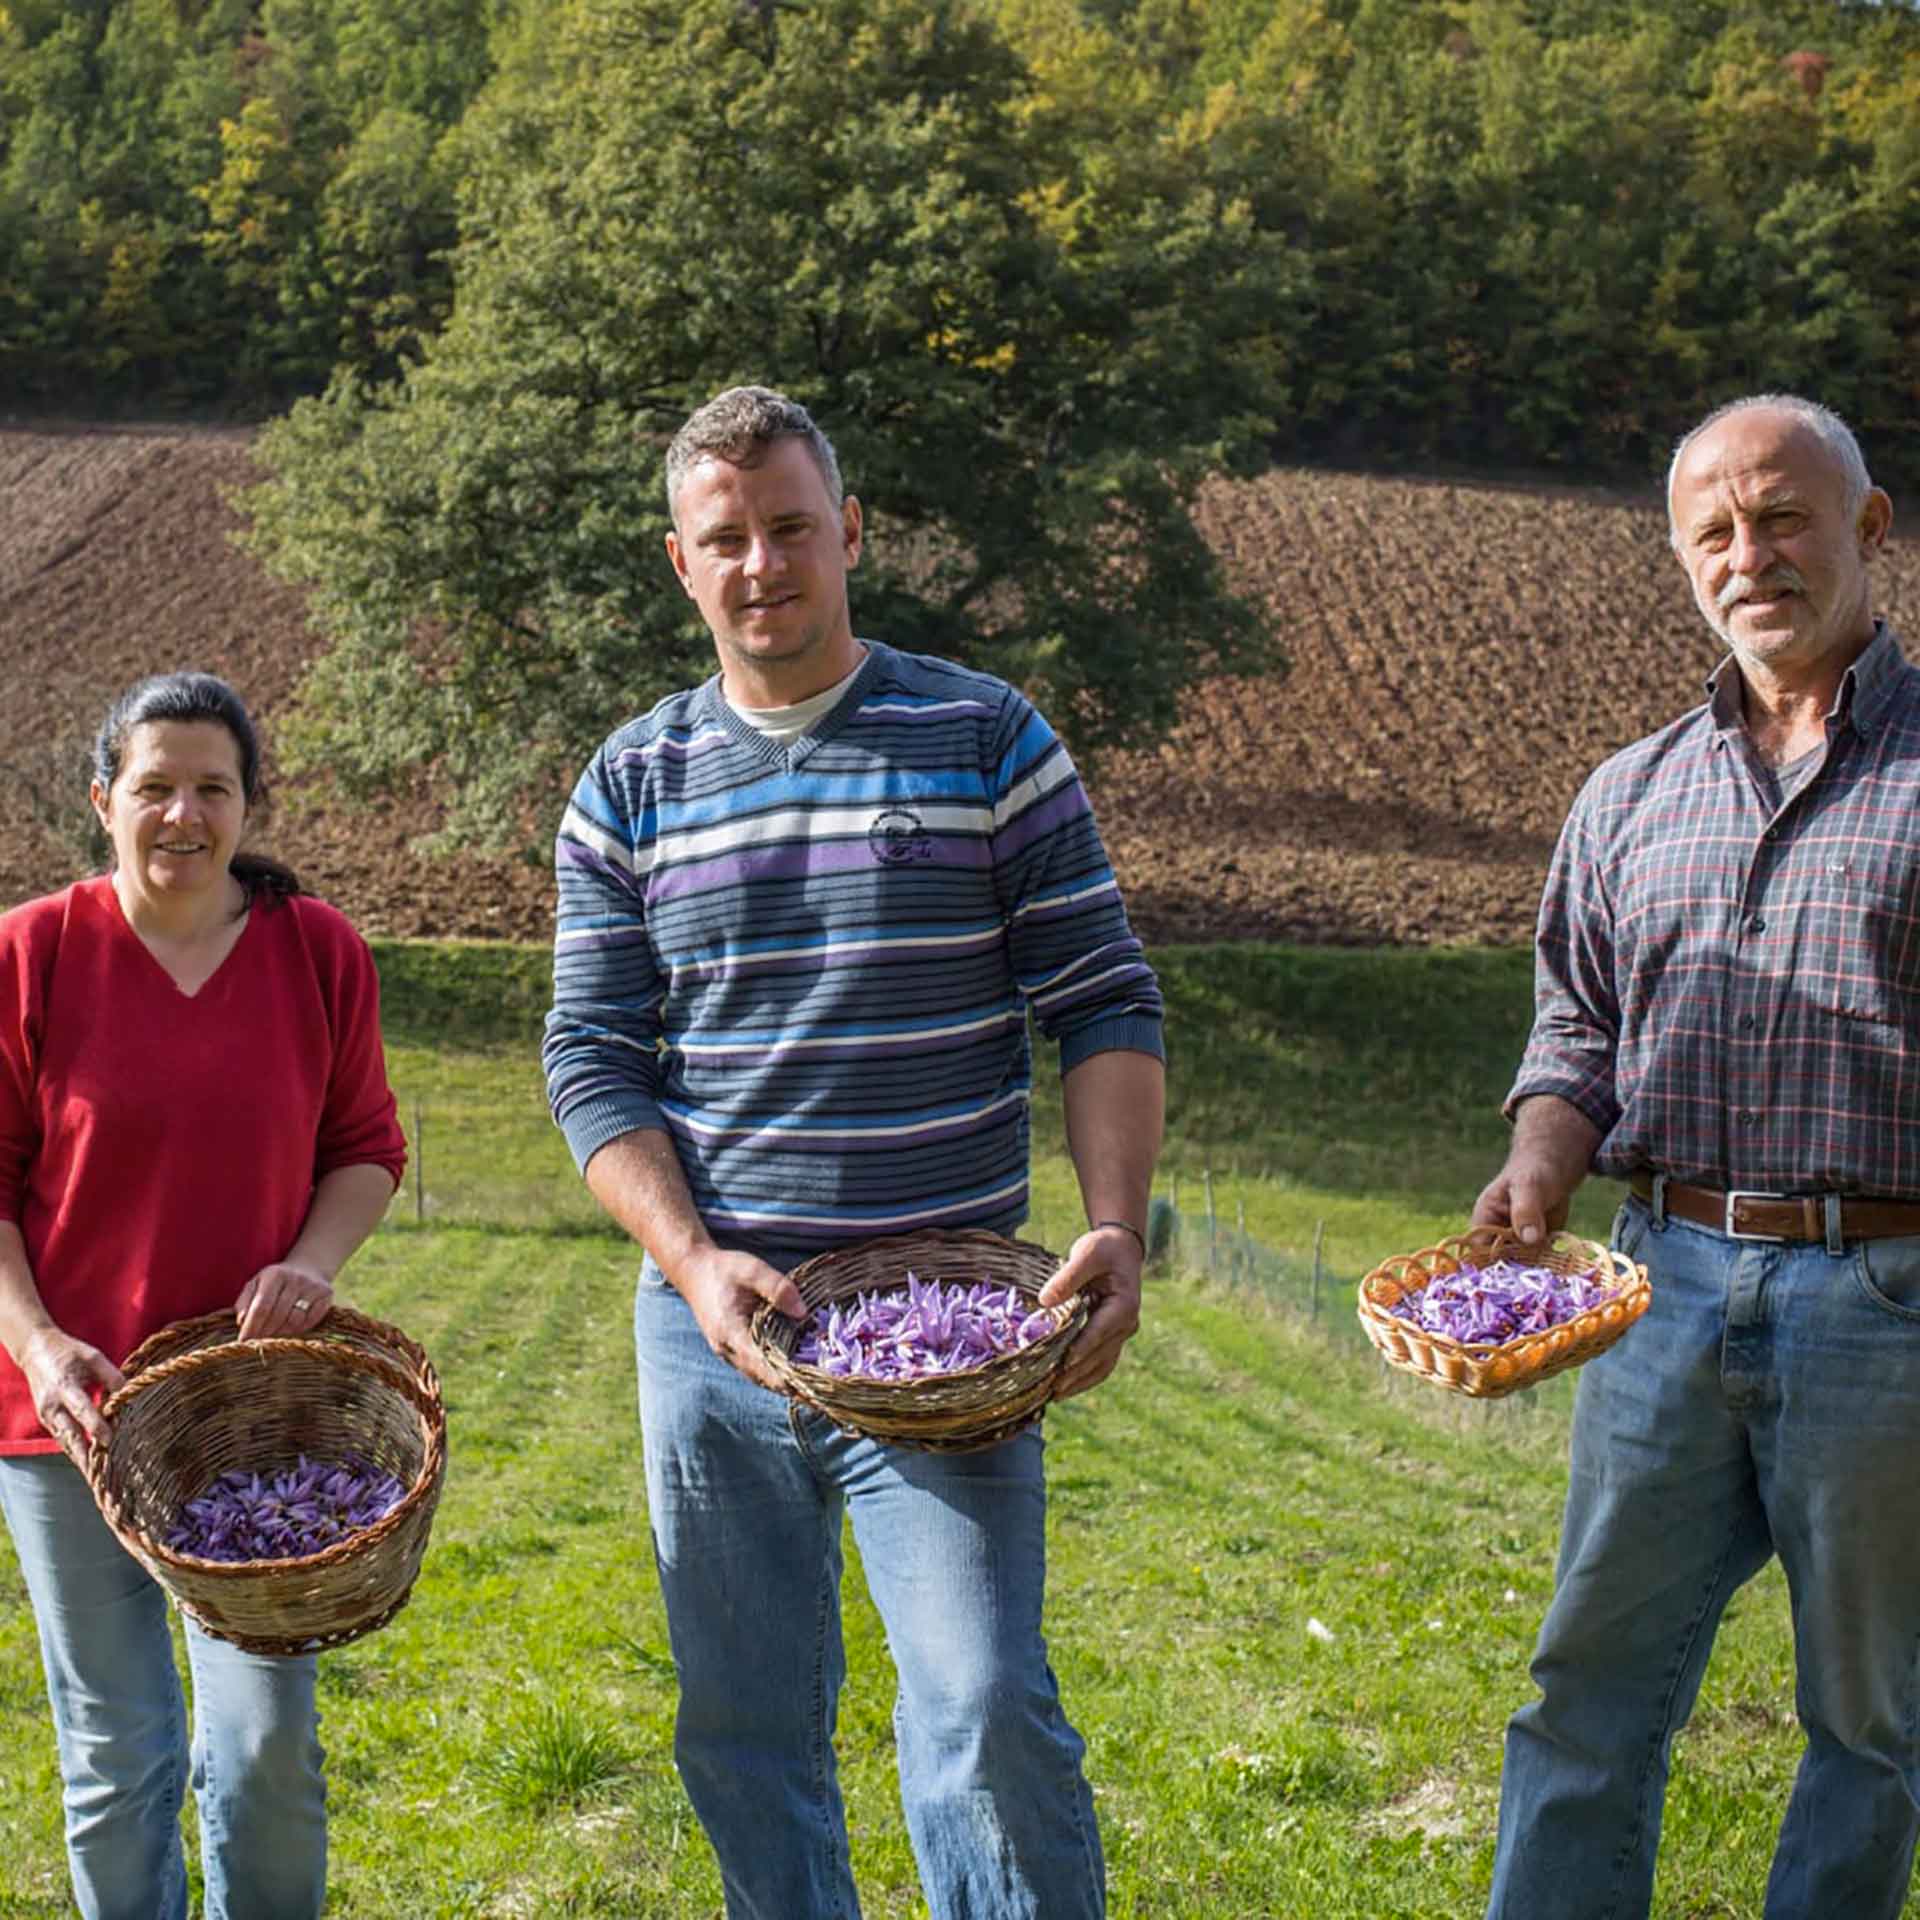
[164,1454,407,1562]
[792,1274,1059,1381]
[1387,1259,1616,1347]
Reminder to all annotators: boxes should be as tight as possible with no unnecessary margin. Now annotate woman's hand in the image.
[20,1325,124,1458]
[235,1263,335,1340]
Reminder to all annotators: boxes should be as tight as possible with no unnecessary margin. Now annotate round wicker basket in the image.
[82,1306,447,1655]
[1357,1226,1651,1400]
[751,1227,1089,1453]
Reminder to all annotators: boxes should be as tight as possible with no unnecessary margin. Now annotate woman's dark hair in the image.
[93,672,301,909]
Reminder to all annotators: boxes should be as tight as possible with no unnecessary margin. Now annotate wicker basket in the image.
[751,1228,1089,1453]
[1357,1226,1651,1400]
[82,1306,447,1655]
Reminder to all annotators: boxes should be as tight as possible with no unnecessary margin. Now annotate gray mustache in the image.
[1719,564,1807,612]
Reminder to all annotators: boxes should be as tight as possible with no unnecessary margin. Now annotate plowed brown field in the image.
[8,422,1919,946]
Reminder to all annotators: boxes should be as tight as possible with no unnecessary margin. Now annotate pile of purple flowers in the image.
[794,1273,1058,1380]
[164,1454,407,1563]
[1390,1259,1613,1346]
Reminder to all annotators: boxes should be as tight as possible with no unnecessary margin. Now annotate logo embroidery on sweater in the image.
[868,806,933,866]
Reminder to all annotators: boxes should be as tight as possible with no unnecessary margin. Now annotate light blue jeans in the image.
[634,1266,1104,1920]
[1486,1196,1920,1919]
[0,1453,325,1920]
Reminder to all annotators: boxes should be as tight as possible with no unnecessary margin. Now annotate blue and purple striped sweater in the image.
[543,640,1165,1266]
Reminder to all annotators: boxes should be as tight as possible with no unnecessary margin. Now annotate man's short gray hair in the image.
[1667,392,1872,546]
[664,385,844,519]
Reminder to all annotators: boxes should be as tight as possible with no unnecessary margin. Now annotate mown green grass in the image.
[0,1237,1816,1917]
[0,942,1852,1915]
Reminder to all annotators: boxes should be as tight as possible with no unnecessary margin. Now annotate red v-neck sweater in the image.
[0,877,408,1453]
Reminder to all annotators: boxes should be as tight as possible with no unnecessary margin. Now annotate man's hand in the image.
[1472,1162,1575,1242]
[584,1131,805,1391]
[20,1325,123,1458]
[670,1247,808,1394]
[1039,1223,1143,1401]
[1472,1095,1602,1244]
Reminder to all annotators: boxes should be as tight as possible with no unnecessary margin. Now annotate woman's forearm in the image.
[284,1164,400,1283]
[0,1218,124,1445]
[0,1219,56,1369]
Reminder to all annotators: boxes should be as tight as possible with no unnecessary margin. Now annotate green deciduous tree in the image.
[244,0,1293,849]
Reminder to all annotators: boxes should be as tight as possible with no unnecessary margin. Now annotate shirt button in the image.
[1741,1110,1759,1126]
[1747,914,1766,934]
[1739,1014,1756,1030]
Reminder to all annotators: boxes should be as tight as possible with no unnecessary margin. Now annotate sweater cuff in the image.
[1059,1014,1166,1074]
[561,1091,669,1174]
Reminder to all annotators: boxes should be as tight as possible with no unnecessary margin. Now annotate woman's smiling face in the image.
[92,719,249,904]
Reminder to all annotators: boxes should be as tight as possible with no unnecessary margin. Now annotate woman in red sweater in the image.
[0,671,407,1920]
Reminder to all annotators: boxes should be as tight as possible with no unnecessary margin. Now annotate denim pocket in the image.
[1612,1196,1653,1262]
[1853,1235,1920,1320]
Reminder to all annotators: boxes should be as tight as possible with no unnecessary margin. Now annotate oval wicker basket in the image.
[1357,1226,1651,1400]
[751,1227,1089,1453]
[82,1305,447,1655]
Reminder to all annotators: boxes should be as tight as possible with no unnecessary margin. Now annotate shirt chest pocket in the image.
[1788,851,1920,1025]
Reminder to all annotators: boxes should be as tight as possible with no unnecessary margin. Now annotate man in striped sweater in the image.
[543,385,1165,1918]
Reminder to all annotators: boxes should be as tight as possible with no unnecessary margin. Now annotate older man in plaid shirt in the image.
[1476,393,1920,1920]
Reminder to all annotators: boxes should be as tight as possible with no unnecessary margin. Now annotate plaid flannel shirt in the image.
[1510,621,1920,1198]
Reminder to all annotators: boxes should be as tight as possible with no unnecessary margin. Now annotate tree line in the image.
[7,1,1918,474]
[7,0,1918,840]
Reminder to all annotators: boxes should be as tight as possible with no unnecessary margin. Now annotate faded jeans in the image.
[1486,1195,1920,1920]
[0,1453,325,1920]
[634,1263,1105,1920]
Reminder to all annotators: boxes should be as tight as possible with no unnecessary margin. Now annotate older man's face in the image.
[1670,406,1891,676]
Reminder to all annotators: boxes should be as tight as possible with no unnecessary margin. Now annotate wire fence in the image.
[378,1090,605,1236]
[1148,1179,1578,1431]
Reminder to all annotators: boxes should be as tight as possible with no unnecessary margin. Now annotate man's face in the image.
[1670,406,1891,677]
[665,436,863,703]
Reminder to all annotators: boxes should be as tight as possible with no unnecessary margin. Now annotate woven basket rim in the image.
[748,1227,1089,1448]
[93,1341,443,1562]
[81,1307,448,1648]
[1359,1229,1631,1338]
[769,1289,1081,1385]
[754,1228,1081,1358]
[107,1391,440,1577]
[1355,1225,1652,1400]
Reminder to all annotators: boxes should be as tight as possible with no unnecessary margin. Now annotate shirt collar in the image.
[1705,618,1901,744]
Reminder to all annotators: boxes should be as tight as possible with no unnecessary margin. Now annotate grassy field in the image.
[0,944,1842,1916]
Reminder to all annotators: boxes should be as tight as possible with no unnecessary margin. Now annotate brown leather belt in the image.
[1630,1174,1920,1243]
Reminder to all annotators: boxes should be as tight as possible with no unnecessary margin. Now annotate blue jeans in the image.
[0,1454,326,1920]
[1487,1197,1920,1919]
[633,1266,1104,1920]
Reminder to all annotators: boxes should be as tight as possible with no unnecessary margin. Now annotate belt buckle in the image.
[1723,1189,1787,1241]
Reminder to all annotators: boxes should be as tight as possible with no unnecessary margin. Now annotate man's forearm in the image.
[582,1127,806,1370]
[582,1128,716,1282]
[1510,1093,1604,1194]
[1061,1047,1166,1237]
